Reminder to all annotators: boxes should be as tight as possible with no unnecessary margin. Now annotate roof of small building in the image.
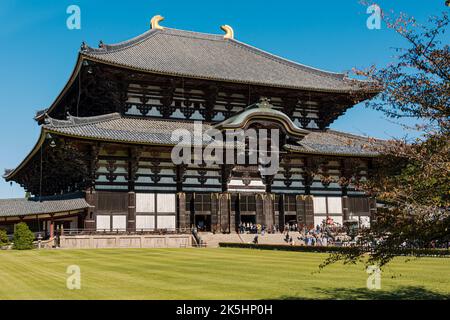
[0,193,90,218]
[81,27,376,93]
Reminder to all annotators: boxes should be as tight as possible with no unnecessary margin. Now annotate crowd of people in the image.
[284,224,347,246]
[238,222,279,235]
[238,221,351,247]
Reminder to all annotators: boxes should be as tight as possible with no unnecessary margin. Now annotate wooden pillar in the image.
[176,164,188,231]
[49,214,55,240]
[279,195,285,231]
[128,147,141,192]
[188,194,195,229]
[342,196,350,222]
[210,193,219,233]
[277,195,284,231]
[177,192,189,230]
[295,195,305,228]
[303,157,318,196]
[302,195,314,228]
[226,193,235,233]
[217,193,231,233]
[127,147,141,233]
[220,165,233,193]
[262,193,274,229]
[127,192,136,232]
[255,194,264,226]
[232,194,240,231]
[84,189,96,230]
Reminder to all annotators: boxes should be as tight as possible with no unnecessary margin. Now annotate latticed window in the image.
[240,195,256,212]
[284,195,296,213]
[194,193,212,212]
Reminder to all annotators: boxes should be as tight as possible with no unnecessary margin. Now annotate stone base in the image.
[59,234,192,249]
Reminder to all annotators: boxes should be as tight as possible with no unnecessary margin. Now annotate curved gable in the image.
[215,99,310,139]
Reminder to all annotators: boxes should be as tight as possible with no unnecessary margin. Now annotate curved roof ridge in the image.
[216,100,310,138]
[158,27,225,40]
[83,28,159,54]
[44,113,121,128]
[228,38,345,80]
[83,27,225,55]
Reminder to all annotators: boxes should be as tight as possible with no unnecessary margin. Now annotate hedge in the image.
[218,242,450,257]
[0,229,8,247]
[218,243,358,253]
[13,222,35,250]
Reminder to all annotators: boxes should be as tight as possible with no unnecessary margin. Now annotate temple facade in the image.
[2,16,380,237]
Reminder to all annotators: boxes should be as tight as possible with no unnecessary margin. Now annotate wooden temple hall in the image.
[1,16,381,237]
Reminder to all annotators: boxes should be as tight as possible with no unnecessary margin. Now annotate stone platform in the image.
[59,234,192,249]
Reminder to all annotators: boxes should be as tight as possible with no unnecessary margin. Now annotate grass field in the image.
[0,248,449,300]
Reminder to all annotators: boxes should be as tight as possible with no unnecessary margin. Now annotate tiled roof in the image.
[285,130,380,156]
[82,27,375,92]
[44,113,209,146]
[43,113,380,156]
[0,193,89,218]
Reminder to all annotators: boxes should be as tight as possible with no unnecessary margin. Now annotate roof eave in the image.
[81,55,377,94]
[4,129,47,181]
[283,145,380,158]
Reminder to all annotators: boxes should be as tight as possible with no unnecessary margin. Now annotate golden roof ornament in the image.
[150,15,164,30]
[220,25,234,39]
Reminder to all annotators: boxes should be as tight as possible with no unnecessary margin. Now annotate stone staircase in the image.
[198,232,302,248]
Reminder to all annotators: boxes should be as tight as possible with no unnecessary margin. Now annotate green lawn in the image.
[0,248,449,300]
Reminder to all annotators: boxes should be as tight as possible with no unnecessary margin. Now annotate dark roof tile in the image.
[0,193,90,217]
[44,113,380,156]
[82,28,375,92]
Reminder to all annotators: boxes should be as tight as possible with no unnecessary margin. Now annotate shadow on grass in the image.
[279,286,450,300]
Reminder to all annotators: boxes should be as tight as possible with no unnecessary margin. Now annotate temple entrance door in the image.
[240,214,256,225]
[194,215,211,232]
[193,193,212,232]
[238,194,257,229]
[239,214,257,233]
[284,215,298,231]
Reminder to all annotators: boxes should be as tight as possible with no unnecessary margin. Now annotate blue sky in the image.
[0,0,447,198]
